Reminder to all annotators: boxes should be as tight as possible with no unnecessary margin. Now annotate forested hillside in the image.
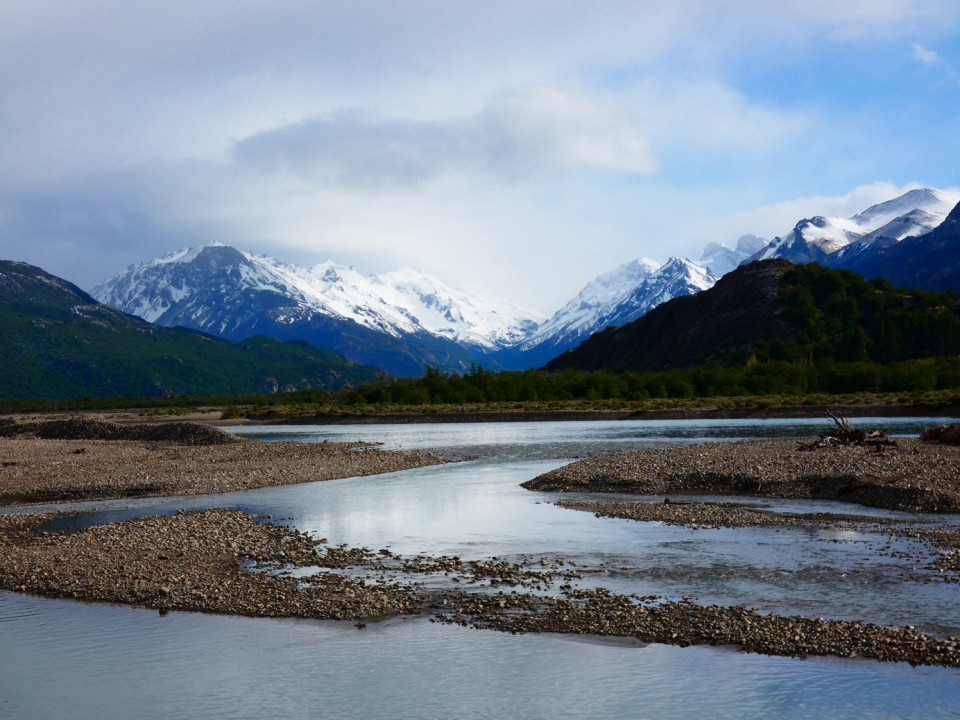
[0,261,379,399]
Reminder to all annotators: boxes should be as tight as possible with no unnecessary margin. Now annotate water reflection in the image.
[2,591,960,720]
[2,416,959,718]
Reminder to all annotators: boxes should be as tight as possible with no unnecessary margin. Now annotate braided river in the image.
[2,416,960,719]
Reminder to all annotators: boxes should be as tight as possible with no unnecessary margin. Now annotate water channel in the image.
[3,416,960,718]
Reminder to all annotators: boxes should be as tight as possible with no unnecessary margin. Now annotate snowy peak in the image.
[91,244,255,324]
[749,187,960,265]
[700,234,766,276]
[516,256,661,351]
[92,244,543,353]
[501,254,716,367]
[851,188,960,228]
[607,257,715,326]
[308,264,543,348]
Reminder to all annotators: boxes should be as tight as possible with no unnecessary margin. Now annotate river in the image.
[2,416,960,719]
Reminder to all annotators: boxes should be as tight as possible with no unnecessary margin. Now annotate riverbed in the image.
[3,416,960,718]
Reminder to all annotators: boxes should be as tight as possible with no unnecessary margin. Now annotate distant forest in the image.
[338,357,960,406]
[7,354,957,416]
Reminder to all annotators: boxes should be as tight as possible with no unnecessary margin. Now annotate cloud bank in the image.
[0,1,958,312]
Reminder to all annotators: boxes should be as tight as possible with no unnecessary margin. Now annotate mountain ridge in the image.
[86,185,960,376]
[747,187,960,275]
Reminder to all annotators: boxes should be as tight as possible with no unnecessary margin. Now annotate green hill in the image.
[0,260,380,399]
[546,259,960,374]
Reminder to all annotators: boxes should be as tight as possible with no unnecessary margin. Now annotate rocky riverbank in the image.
[0,509,417,620]
[523,438,960,513]
[0,418,448,505]
[3,507,959,666]
[556,499,895,530]
[438,589,960,667]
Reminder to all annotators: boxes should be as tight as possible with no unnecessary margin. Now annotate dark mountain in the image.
[545,259,960,374]
[545,260,792,373]
[0,260,379,399]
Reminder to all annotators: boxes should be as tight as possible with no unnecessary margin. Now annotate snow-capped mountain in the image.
[498,187,960,371]
[747,188,960,267]
[495,257,716,369]
[699,234,767,277]
[92,243,542,376]
[840,199,960,293]
[88,186,960,377]
[599,258,716,335]
[517,257,661,351]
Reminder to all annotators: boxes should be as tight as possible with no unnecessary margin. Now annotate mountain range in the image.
[80,185,960,378]
[92,244,540,377]
[492,256,717,369]
[746,188,960,275]
[0,260,380,399]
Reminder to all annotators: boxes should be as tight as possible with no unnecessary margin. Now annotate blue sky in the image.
[1,1,958,314]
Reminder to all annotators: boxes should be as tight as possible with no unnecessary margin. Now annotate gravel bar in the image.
[4,508,960,667]
[556,499,899,529]
[0,509,417,620]
[523,438,960,513]
[0,420,448,505]
[442,589,960,667]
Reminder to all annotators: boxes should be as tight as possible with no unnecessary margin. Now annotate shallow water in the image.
[3,591,960,720]
[2,416,959,718]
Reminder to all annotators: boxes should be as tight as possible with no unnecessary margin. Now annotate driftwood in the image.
[921,424,960,446]
[796,411,895,452]
[822,410,866,444]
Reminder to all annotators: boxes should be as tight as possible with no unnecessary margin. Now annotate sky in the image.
[1,1,959,315]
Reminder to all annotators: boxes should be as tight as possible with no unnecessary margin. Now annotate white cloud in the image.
[232,88,658,191]
[624,79,811,154]
[2,1,960,316]
[911,42,959,85]
[912,43,945,66]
